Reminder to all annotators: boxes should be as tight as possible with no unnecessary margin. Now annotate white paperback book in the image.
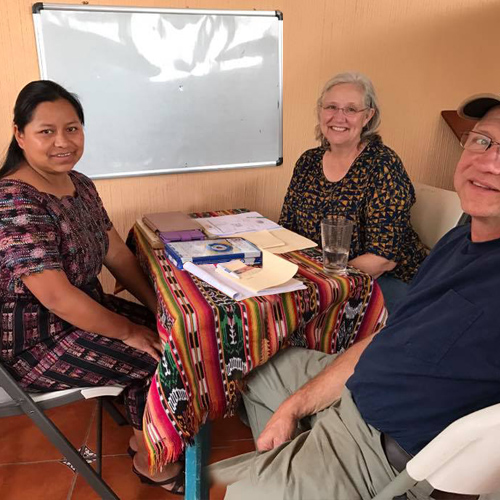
[184,262,306,301]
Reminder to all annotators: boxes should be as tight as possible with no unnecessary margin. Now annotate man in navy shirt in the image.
[210,94,500,500]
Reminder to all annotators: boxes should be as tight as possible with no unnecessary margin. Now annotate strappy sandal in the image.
[132,463,185,496]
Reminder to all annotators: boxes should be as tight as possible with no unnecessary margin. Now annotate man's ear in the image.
[14,125,25,150]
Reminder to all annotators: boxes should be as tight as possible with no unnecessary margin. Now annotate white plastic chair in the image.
[411,183,466,249]
[0,362,125,500]
[372,403,500,499]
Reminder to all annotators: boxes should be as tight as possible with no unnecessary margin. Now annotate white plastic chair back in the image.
[411,183,464,249]
[406,403,500,495]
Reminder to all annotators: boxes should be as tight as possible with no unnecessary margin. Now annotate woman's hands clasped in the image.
[122,323,162,361]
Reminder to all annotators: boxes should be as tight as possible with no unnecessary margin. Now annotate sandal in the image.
[132,464,185,496]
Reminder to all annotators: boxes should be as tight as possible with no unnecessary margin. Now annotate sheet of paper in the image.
[232,230,286,249]
[267,228,317,254]
[234,250,298,292]
[184,262,306,301]
[234,228,317,253]
[196,212,281,237]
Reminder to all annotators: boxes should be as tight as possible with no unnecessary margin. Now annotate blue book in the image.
[165,238,262,270]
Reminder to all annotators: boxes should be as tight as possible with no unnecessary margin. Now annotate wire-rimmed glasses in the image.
[460,131,500,153]
[320,104,368,117]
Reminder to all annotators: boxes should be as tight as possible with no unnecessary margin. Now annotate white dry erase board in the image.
[32,3,283,179]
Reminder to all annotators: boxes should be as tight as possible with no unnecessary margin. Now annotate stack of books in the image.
[143,211,205,244]
[133,210,315,300]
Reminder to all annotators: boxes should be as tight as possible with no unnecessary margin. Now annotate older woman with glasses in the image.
[279,72,427,312]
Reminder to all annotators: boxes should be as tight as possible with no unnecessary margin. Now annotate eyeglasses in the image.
[321,104,368,117]
[460,131,500,153]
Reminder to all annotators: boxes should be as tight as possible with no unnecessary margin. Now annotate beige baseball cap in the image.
[458,93,500,120]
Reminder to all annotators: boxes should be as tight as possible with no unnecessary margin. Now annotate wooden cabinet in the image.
[441,110,477,140]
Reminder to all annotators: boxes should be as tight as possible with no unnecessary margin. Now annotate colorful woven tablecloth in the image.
[132,215,387,472]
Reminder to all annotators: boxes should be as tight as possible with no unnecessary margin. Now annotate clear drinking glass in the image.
[321,216,354,275]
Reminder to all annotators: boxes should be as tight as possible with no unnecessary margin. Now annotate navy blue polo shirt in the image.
[347,224,500,455]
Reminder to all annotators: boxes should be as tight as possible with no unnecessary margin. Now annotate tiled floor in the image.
[0,399,255,499]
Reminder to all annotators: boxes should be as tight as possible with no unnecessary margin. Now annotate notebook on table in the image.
[135,218,165,249]
[143,211,205,243]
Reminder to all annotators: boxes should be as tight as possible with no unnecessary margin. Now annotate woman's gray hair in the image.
[315,72,381,148]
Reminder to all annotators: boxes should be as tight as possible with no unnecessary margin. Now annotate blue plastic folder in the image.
[164,238,262,270]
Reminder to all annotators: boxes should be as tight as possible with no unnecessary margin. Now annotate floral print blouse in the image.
[0,171,112,298]
[278,139,427,283]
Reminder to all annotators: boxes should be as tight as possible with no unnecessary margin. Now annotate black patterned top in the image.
[0,172,157,429]
[0,171,112,359]
[0,171,111,296]
[278,139,427,282]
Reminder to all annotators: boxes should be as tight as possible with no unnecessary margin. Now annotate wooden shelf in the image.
[441,110,477,140]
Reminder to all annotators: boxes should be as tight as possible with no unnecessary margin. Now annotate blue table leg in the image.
[185,423,211,500]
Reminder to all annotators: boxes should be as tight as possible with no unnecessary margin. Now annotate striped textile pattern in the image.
[132,211,387,472]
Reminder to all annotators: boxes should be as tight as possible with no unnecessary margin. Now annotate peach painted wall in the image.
[1,0,499,289]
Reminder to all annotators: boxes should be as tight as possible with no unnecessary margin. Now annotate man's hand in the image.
[257,335,378,452]
[256,408,298,452]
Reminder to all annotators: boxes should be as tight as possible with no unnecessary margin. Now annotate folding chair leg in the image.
[185,423,211,500]
[372,469,418,500]
[96,398,103,476]
[23,404,117,499]
[103,398,129,426]
[0,371,119,500]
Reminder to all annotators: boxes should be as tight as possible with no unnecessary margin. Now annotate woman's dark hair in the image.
[0,80,84,178]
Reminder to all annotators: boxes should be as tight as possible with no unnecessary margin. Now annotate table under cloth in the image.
[130,215,387,472]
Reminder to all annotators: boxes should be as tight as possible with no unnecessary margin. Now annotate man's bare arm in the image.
[256,333,376,451]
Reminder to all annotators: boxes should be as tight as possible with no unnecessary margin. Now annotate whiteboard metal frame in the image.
[34,3,279,17]
[32,3,284,179]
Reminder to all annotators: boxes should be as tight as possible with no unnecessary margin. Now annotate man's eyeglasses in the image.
[460,131,500,153]
[321,104,368,117]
